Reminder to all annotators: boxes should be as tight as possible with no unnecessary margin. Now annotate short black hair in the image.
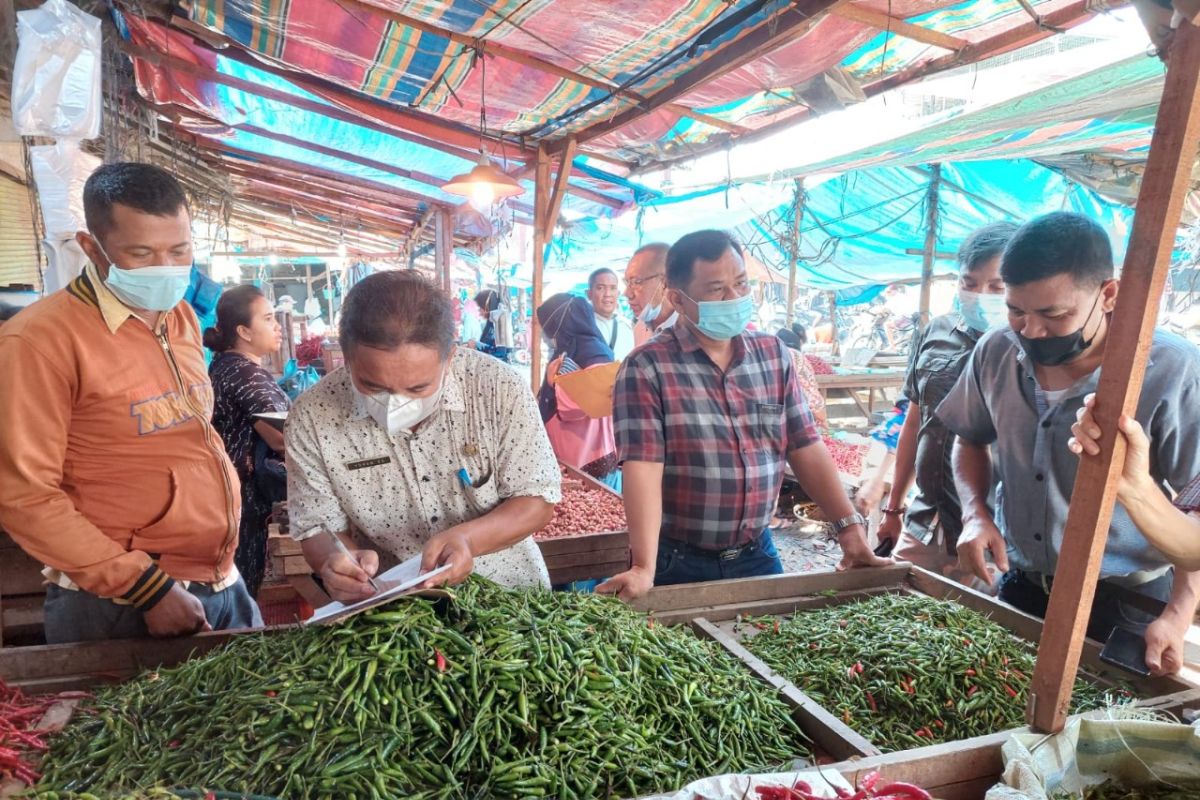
[1000,212,1114,288]
[587,268,617,290]
[958,221,1019,274]
[341,271,455,359]
[666,230,744,289]
[776,328,802,351]
[83,162,190,240]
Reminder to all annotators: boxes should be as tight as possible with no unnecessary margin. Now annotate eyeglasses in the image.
[625,273,664,289]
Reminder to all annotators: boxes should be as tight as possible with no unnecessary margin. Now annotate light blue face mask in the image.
[94,237,192,312]
[958,290,1008,333]
[683,291,754,340]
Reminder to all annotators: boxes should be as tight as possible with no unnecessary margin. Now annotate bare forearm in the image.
[885,407,921,509]
[1120,479,1200,571]
[952,440,993,522]
[790,441,855,520]
[300,530,354,572]
[1161,567,1200,623]
[623,461,664,572]
[254,421,286,454]
[455,496,555,557]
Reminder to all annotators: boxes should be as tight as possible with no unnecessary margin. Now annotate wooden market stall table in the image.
[2,564,1198,800]
[816,368,906,423]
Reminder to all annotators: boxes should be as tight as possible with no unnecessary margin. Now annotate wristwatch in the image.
[831,512,868,534]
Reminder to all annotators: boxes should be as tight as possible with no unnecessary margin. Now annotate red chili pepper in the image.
[1003,683,1019,698]
[932,719,944,729]
[435,649,447,673]
[963,638,972,646]
[773,618,781,634]
[866,691,877,712]
[859,771,880,793]
[964,668,977,677]
[1010,668,1027,680]
[167,740,181,749]
[265,690,277,698]
[967,685,980,697]
[914,726,931,738]
[876,782,934,800]
[854,661,864,674]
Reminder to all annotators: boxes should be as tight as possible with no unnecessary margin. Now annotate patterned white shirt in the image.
[286,347,560,588]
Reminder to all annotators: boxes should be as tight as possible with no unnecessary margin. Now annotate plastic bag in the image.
[29,139,99,235]
[986,715,1200,800]
[279,359,321,400]
[12,0,102,139]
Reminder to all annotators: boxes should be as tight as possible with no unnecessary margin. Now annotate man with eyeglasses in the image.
[598,230,889,600]
[623,243,678,348]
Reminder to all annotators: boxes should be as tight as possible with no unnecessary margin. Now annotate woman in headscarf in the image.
[536,294,621,490]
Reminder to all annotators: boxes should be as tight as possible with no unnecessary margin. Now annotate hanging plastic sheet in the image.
[12,0,102,139]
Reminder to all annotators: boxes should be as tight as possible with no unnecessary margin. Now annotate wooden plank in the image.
[536,531,630,557]
[831,5,967,51]
[1030,19,1200,734]
[545,561,628,586]
[0,548,44,596]
[919,165,940,326]
[560,0,843,148]
[694,617,881,760]
[541,548,630,571]
[530,145,551,393]
[542,137,578,240]
[436,207,454,294]
[632,562,911,614]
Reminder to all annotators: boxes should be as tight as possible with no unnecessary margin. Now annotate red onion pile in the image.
[536,479,627,539]
[806,354,834,375]
[823,435,867,477]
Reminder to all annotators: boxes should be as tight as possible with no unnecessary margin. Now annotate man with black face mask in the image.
[937,212,1200,677]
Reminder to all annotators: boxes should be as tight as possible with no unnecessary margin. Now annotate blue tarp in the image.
[543,159,1135,290]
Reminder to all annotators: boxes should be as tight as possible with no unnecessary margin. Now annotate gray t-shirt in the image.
[936,327,1200,579]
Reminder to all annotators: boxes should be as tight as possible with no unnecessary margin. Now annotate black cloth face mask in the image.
[1017,290,1104,366]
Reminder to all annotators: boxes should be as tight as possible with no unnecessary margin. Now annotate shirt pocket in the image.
[756,402,785,441]
[460,469,501,515]
[915,355,964,406]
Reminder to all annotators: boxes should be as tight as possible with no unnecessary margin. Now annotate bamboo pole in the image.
[1028,20,1200,733]
[919,165,942,327]
[531,147,551,392]
[786,179,805,328]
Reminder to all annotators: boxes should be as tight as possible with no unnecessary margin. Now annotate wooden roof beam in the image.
[555,0,845,149]
[335,0,749,135]
[831,5,967,51]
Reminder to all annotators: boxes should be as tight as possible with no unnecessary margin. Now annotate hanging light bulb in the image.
[443,152,522,210]
[336,237,348,259]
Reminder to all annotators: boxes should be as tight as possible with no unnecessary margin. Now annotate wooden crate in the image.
[0,531,46,646]
[536,462,630,585]
[633,564,1193,765]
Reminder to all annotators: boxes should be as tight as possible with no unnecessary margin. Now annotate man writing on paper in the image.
[587,268,634,361]
[624,243,678,347]
[939,212,1200,676]
[287,272,561,603]
[599,231,890,600]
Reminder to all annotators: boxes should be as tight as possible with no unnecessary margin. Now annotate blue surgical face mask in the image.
[683,292,754,340]
[93,237,191,312]
[958,290,1008,333]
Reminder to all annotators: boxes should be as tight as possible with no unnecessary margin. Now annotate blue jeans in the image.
[44,576,264,644]
[654,530,785,587]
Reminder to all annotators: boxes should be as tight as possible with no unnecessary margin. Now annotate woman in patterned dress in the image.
[203,285,289,597]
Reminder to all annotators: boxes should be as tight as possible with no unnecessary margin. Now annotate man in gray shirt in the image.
[938,212,1200,677]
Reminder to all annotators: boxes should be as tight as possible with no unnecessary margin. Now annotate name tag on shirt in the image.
[345,456,392,471]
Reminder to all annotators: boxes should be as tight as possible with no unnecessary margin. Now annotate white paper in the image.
[305,554,452,625]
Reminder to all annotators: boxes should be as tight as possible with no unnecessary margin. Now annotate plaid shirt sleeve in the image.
[780,340,819,451]
[613,352,665,464]
[1175,474,1200,512]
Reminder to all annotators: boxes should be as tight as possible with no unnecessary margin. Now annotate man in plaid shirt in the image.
[597,231,890,600]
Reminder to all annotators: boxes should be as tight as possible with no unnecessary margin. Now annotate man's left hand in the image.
[420,528,475,588]
[837,526,894,570]
[1144,611,1189,676]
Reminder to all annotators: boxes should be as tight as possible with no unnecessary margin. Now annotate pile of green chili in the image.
[35,580,807,800]
[1051,782,1200,799]
[742,594,1126,752]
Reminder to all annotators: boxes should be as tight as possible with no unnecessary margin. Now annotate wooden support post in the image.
[786,179,805,328]
[1028,21,1200,733]
[919,164,941,327]
[828,291,839,356]
[529,139,577,392]
[435,207,453,294]
[531,146,552,393]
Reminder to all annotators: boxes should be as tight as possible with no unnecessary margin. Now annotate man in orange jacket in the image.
[0,162,261,643]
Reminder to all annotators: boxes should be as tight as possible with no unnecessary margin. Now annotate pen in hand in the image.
[325,530,380,593]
